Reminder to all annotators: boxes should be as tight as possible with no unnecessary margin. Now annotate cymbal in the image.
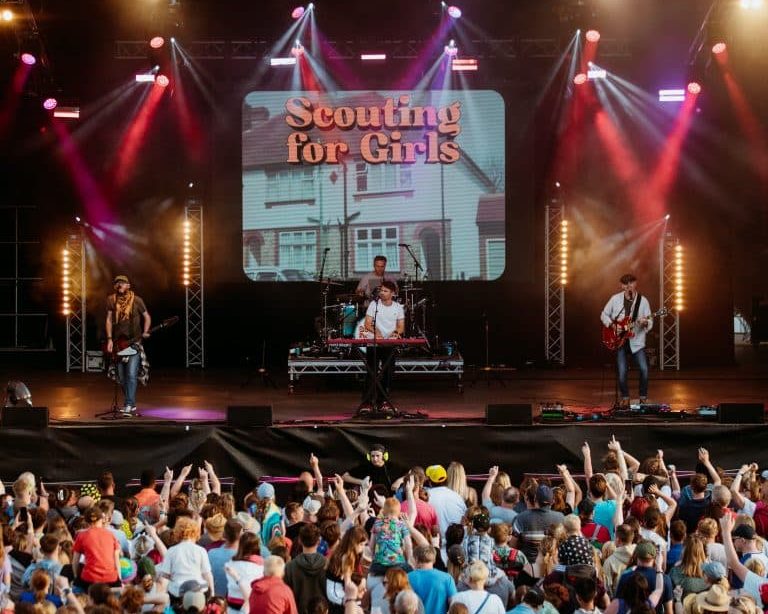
[335,293,365,302]
[400,286,424,293]
[319,279,343,286]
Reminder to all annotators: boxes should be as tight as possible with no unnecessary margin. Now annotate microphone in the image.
[324,247,331,252]
[398,243,410,247]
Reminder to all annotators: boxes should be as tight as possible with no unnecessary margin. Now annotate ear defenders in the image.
[367,447,389,462]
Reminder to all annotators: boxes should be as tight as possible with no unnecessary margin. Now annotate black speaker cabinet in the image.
[226,405,273,427]
[717,403,764,424]
[486,403,533,426]
[1,407,49,428]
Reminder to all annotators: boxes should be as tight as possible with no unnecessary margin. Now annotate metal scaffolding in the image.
[184,202,205,368]
[659,232,681,370]
[545,198,567,364]
[65,230,86,372]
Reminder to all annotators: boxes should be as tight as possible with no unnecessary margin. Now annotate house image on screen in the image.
[242,91,505,281]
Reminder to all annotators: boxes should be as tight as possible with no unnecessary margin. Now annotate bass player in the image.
[601,273,653,408]
[105,275,151,415]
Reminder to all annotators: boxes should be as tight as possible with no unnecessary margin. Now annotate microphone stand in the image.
[401,244,423,282]
[318,248,331,342]
[372,297,380,410]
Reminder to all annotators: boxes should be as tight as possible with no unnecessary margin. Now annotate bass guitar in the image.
[602,308,668,351]
[105,316,179,359]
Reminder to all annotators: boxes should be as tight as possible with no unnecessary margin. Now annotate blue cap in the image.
[257,482,275,500]
[702,561,726,581]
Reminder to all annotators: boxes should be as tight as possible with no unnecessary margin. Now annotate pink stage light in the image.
[291,41,305,57]
[687,81,702,95]
[444,40,458,57]
[43,97,58,111]
[156,74,170,87]
[447,5,462,18]
[21,53,36,66]
[573,73,588,85]
[586,30,601,43]
[150,36,165,49]
[291,6,305,19]
[712,42,727,55]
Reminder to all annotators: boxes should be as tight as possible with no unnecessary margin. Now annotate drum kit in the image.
[316,276,432,350]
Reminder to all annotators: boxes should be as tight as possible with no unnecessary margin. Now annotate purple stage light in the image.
[21,53,36,66]
[444,40,458,57]
[291,6,305,19]
[43,97,58,110]
[447,5,462,18]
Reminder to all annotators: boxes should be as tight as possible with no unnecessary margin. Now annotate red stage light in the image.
[586,30,601,43]
[43,97,58,111]
[150,36,165,49]
[687,81,702,95]
[447,5,462,18]
[712,42,726,55]
[291,6,305,19]
[21,53,36,66]
[573,73,588,85]
[156,74,170,87]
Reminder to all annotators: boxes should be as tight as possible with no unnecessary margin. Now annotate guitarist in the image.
[105,275,151,415]
[601,274,653,409]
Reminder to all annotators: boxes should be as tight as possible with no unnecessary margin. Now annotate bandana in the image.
[115,290,136,323]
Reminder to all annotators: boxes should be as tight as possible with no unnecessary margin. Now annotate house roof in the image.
[476,193,505,224]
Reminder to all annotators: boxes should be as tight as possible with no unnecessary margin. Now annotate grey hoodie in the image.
[603,544,636,597]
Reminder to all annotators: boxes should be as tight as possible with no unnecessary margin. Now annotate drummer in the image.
[356,255,399,301]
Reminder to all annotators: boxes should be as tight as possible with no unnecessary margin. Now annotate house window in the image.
[279,230,317,271]
[354,163,411,193]
[355,226,399,271]
[266,168,316,203]
[486,238,505,280]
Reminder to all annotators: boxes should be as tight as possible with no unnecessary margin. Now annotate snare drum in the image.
[341,304,359,338]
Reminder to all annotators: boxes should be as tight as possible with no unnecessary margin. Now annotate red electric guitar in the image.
[104,316,179,359]
[602,308,668,350]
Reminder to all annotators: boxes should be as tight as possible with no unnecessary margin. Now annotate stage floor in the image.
[4,357,768,425]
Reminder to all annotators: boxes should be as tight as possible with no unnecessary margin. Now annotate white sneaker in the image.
[121,406,137,415]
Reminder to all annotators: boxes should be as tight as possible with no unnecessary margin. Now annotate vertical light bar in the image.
[560,220,568,285]
[183,219,191,286]
[62,248,70,315]
[674,244,684,311]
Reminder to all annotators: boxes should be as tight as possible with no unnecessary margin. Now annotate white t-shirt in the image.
[639,528,668,554]
[365,300,404,338]
[156,540,212,597]
[742,570,767,608]
[225,559,264,612]
[450,589,506,614]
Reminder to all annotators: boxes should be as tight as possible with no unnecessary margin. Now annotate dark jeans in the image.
[617,345,649,399]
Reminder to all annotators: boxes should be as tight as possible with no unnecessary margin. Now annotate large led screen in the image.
[243,90,505,281]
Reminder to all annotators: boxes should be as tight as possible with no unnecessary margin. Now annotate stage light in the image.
[156,74,169,87]
[674,244,684,311]
[740,0,764,9]
[687,81,702,95]
[573,73,588,85]
[5,381,32,407]
[53,106,80,119]
[62,248,70,315]
[665,214,671,220]
[308,2,314,8]
[712,42,726,55]
[291,40,305,57]
[149,36,165,49]
[555,181,561,188]
[42,97,58,111]
[447,5,462,18]
[182,219,191,286]
[659,89,685,102]
[444,40,458,57]
[20,52,36,66]
[361,53,387,61]
[588,68,607,80]
[291,6,305,19]
[170,37,175,43]
[560,220,568,285]
[585,29,601,43]
[135,74,156,83]
[451,58,478,71]
[270,57,297,66]
[1,9,13,21]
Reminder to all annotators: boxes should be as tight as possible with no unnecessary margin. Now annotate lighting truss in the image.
[184,201,205,368]
[545,198,567,364]
[659,232,682,370]
[64,230,86,372]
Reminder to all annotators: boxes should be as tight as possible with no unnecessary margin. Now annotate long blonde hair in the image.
[680,536,706,578]
[447,462,476,505]
[539,535,559,576]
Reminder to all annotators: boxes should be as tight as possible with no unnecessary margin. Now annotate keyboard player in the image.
[359,280,404,414]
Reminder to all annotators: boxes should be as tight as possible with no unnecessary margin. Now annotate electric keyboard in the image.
[326,338,428,347]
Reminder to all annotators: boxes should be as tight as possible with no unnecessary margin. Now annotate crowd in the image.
[2,439,768,614]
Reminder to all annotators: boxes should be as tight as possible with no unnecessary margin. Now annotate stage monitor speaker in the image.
[486,403,533,426]
[1,407,49,428]
[717,403,764,424]
[226,405,273,427]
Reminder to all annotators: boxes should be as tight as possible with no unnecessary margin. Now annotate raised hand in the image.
[488,466,499,480]
[164,466,173,481]
[581,441,591,457]
[698,448,709,463]
[198,467,208,480]
[309,453,319,468]
[607,435,621,451]
[203,460,215,474]
[556,464,568,475]
[656,449,664,460]
[647,483,661,497]
[180,464,193,477]
[719,512,735,534]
